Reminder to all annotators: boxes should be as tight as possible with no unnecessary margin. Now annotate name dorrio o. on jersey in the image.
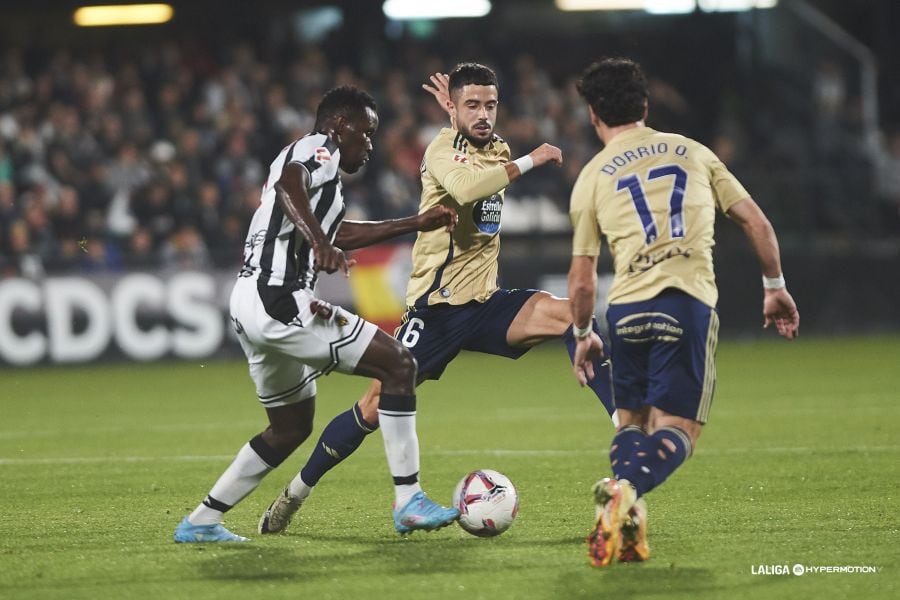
[570,127,749,308]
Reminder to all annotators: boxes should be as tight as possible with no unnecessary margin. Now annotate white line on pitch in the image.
[0,445,898,466]
[0,455,234,465]
[435,446,900,456]
[0,423,252,440]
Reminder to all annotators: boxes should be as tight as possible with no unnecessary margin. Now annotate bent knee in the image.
[390,344,417,379]
[649,412,702,448]
[508,292,571,345]
[272,421,313,450]
[370,341,416,392]
[616,408,649,430]
[540,292,573,325]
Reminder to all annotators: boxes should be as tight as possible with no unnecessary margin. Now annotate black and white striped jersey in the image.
[240,133,345,298]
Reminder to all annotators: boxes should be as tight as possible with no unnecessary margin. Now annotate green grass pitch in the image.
[1,336,898,599]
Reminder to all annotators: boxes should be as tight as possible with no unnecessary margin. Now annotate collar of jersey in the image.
[606,126,656,148]
[445,127,495,153]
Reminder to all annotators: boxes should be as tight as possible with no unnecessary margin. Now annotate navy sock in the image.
[616,426,692,497]
[299,403,377,487]
[609,425,646,480]
[563,319,615,418]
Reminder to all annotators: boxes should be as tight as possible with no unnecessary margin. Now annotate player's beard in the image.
[460,121,493,148]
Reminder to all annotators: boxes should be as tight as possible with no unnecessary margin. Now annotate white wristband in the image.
[513,155,534,175]
[573,321,593,339]
[762,274,786,290]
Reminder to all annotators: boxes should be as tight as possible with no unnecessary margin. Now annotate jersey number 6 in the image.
[616,164,688,245]
[400,318,426,348]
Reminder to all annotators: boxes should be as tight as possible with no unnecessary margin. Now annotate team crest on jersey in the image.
[315,147,332,162]
[452,153,468,164]
[473,194,503,235]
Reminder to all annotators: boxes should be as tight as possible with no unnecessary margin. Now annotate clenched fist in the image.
[416,205,458,233]
[528,143,563,168]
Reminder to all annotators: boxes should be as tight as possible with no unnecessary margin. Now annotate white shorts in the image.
[229,277,379,407]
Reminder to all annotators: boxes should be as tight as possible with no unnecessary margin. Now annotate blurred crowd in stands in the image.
[1,38,898,279]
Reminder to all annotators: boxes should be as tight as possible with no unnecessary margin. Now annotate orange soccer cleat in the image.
[617,496,650,562]
[587,477,637,567]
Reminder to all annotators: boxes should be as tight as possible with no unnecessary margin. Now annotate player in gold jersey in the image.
[258,63,618,535]
[567,58,800,566]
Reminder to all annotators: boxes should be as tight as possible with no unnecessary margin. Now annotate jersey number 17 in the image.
[616,164,688,245]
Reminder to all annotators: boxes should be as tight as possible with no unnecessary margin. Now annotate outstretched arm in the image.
[727,197,800,340]
[333,205,458,251]
[431,144,563,204]
[276,162,351,275]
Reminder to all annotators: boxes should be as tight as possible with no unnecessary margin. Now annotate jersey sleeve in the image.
[701,145,750,213]
[289,141,339,190]
[424,140,510,205]
[569,169,602,257]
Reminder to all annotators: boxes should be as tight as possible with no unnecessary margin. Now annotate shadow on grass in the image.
[292,530,583,547]
[190,544,790,600]
[184,534,800,600]
[555,563,791,599]
[193,534,541,582]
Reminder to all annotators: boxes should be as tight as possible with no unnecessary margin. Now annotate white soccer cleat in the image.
[258,487,305,534]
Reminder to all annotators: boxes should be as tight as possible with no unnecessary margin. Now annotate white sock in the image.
[394,482,422,509]
[378,408,422,508]
[188,442,273,525]
[287,475,314,501]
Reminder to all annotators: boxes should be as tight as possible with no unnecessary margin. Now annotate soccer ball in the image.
[452,469,518,537]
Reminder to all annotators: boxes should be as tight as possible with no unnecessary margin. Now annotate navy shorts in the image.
[606,289,719,424]
[395,289,539,381]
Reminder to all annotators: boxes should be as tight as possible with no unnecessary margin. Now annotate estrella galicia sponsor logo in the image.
[473,194,502,235]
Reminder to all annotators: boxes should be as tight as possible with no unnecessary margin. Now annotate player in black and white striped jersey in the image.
[174,86,460,543]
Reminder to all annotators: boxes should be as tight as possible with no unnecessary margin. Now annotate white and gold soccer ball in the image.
[452,469,518,537]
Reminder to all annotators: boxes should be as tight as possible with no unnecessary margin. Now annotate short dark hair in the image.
[315,85,377,129]
[448,63,499,96]
[576,58,648,127]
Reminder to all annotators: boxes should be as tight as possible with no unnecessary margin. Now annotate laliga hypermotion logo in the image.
[751,563,882,576]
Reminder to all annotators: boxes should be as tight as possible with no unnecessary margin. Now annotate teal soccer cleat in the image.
[173,517,250,543]
[392,491,460,534]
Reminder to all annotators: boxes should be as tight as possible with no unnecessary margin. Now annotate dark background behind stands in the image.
[1,0,898,335]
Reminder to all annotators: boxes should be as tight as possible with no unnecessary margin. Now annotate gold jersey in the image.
[570,127,749,307]
[406,128,511,307]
